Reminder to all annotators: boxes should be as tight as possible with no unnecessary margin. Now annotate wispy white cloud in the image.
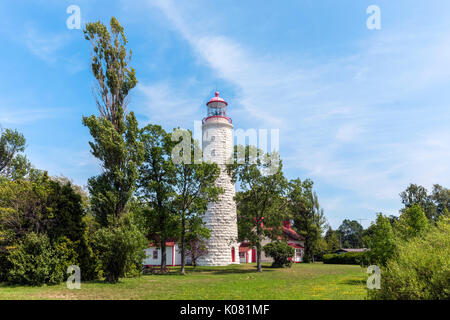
[146,0,450,221]
[135,81,204,128]
[24,28,70,64]
[0,107,68,125]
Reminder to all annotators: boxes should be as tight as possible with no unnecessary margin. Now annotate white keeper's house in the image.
[143,92,305,266]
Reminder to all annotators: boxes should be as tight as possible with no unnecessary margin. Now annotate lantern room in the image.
[203,91,232,124]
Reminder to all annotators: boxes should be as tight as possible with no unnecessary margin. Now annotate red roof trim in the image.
[149,242,176,247]
[288,243,304,249]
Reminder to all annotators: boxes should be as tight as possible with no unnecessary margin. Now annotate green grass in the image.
[0,263,367,300]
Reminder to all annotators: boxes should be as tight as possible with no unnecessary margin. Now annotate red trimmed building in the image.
[143,242,182,267]
[238,221,305,264]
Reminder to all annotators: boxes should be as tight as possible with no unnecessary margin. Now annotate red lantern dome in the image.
[207,91,228,106]
[203,91,232,124]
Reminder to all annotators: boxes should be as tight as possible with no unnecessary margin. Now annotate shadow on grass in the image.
[143,265,277,276]
[340,279,366,286]
[0,282,63,289]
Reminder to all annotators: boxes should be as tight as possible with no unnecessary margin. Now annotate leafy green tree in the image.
[400,184,438,221]
[312,237,328,260]
[399,183,450,222]
[137,124,179,271]
[364,213,396,266]
[324,227,340,252]
[288,178,326,262]
[0,173,99,281]
[430,184,450,218]
[83,17,143,226]
[395,204,429,241]
[228,145,288,272]
[171,129,221,274]
[184,216,210,268]
[337,219,364,248]
[0,128,30,180]
[0,173,53,246]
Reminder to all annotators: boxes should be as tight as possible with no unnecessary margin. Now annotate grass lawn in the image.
[0,263,368,300]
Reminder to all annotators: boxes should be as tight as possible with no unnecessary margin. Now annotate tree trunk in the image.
[256,222,262,272]
[180,216,186,275]
[161,240,166,271]
[256,242,262,272]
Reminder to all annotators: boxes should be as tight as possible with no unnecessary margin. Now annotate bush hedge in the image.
[5,233,76,286]
[322,251,368,265]
[263,241,294,268]
[369,217,450,300]
[91,218,147,283]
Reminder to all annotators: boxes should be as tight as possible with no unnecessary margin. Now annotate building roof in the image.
[282,226,305,241]
[335,248,368,253]
[287,242,304,249]
[260,222,305,242]
[149,241,176,247]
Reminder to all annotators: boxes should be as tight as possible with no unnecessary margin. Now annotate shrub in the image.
[263,241,294,268]
[6,233,74,285]
[76,232,101,281]
[0,247,12,282]
[369,217,450,300]
[91,217,147,283]
[323,251,368,265]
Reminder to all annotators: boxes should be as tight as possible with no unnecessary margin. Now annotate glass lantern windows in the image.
[207,106,227,117]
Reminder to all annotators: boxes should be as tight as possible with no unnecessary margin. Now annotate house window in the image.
[294,248,302,262]
[153,250,158,260]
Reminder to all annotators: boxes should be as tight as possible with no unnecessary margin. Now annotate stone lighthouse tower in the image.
[197,92,239,266]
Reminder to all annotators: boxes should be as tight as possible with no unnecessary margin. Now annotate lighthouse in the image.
[197,92,240,266]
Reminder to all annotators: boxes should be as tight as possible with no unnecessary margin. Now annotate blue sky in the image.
[1,1,449,228]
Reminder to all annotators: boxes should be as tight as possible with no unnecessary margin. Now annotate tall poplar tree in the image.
[83,17,143,226]
[0,128,30,180]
